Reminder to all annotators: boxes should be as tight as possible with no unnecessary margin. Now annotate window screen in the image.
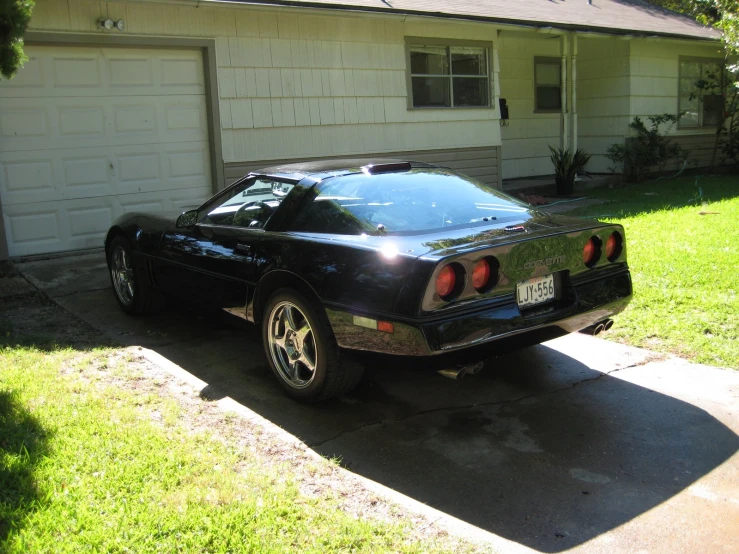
[679,59,723,128]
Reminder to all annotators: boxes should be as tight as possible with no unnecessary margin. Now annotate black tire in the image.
[107,235,163,315]
[261,289,364,402]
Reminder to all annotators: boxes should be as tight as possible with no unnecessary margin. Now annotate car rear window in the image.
[288,169,529,235]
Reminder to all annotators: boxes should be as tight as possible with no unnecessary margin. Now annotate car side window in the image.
[199,178,294,228]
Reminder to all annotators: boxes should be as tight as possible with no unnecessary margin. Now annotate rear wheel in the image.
[262,289,363,401]
[108,235,163,315]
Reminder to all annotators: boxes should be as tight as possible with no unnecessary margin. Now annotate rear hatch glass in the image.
[289,169,531,236]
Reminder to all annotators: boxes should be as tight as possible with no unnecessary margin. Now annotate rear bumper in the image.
[326,268,632,356]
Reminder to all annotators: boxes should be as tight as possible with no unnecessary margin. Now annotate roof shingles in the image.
[232,0,720,40]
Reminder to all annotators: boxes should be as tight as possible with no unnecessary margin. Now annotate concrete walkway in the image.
[17,253,739,553]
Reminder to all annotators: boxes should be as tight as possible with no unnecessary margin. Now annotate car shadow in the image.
[13,276,739,553]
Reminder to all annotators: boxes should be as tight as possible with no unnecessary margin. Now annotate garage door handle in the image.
[234,243,252,255]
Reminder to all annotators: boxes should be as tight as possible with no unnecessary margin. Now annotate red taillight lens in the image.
[606,231,622,261]
[583,238,597,266]
[436,265,456,298]
[377,321,394,333]
[472,259,491,290]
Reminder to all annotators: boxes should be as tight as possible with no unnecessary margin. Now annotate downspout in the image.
[572,34,578,154]
[561,35,569,151]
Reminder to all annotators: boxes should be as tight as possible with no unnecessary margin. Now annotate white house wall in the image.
[629,40,723,121]
[577,37,631,173]
[27,0,502,170]
[498,35,562,179]
[629,40,726,168]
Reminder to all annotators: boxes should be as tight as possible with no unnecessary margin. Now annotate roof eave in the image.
[207,0,721,43]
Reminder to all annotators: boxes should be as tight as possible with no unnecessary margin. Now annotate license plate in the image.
[516,274,556,308]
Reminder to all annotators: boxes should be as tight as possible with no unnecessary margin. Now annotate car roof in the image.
[251,158,439,182]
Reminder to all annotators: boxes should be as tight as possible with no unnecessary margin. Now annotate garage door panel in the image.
[167,147,210,183]
[2,142,211,205]
[59,106,105,137]
[2,159,54,194]
[2,96,209,152]
[108,56,155,88]
[1,55,43,89]
[113,104,156,134]
[0,106,48,140]
[0,45,213,257]
[3,209,62,251]
[62,154,111,189]
[0,46,205,98]
[117,153,161,188]
[160,56,204,87]
[4,187,210,256]
[52,55,103,88]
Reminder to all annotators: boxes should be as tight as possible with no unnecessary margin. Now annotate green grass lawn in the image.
[0,344,467,553]
[563,174,739,369]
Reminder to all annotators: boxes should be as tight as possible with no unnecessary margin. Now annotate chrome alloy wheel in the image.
[111,245,135,306]
[267,301,318,389]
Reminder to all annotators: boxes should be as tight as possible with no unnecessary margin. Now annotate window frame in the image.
[533,56,562,114]
[678,56,725,130]
[196,175,296,230]
[405,37,493,110]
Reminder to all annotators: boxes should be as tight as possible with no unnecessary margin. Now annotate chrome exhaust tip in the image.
[438,361,484,380]
[580,320,613,336]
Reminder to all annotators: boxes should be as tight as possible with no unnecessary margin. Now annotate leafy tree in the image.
[648,1,738,54]
[0,0,35,80]
[650,1,739,167]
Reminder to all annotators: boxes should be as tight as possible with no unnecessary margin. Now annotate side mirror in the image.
[176,209,198,229]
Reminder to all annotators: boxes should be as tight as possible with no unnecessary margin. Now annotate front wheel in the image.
[262,289,363,401]
[108,235,163,315]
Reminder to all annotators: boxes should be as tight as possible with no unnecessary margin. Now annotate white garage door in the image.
[0,45,213,257]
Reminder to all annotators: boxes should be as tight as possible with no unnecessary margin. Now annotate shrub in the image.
[606,114,689,181]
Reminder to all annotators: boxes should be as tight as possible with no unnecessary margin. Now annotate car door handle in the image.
[234,243,252,255]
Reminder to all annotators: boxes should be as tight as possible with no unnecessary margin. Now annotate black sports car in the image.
[105,159,632,401]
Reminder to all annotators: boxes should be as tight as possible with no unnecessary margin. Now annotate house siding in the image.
[225,146,502,186]
[628,40,723,121]
[27,0,502,186]
[629,40,725,169]
[498,35,562,179]
[578,38,631,173]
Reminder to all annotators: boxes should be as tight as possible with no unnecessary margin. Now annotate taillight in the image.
[583,237,600,267]
[471,256,499,292]
[436,265,457,298]
[472,259,490,290]
[606,231,623,261]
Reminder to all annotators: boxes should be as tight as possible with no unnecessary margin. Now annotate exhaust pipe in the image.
[579,319,613,336]
[438,361,484,380]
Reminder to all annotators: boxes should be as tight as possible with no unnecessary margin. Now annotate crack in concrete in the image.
[309,356,662,448]
[51,286,111,299]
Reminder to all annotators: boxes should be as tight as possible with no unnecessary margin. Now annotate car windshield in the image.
[289,168,530,235]
[200,178,295,227]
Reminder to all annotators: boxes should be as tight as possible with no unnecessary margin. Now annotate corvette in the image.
[105,159,632,401]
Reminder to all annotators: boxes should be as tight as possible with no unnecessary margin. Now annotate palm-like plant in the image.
[549,146,591,180]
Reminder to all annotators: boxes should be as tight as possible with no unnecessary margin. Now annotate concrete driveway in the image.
[18,252,739,553]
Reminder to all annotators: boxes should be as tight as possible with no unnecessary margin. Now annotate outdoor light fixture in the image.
[99,18,125,31]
